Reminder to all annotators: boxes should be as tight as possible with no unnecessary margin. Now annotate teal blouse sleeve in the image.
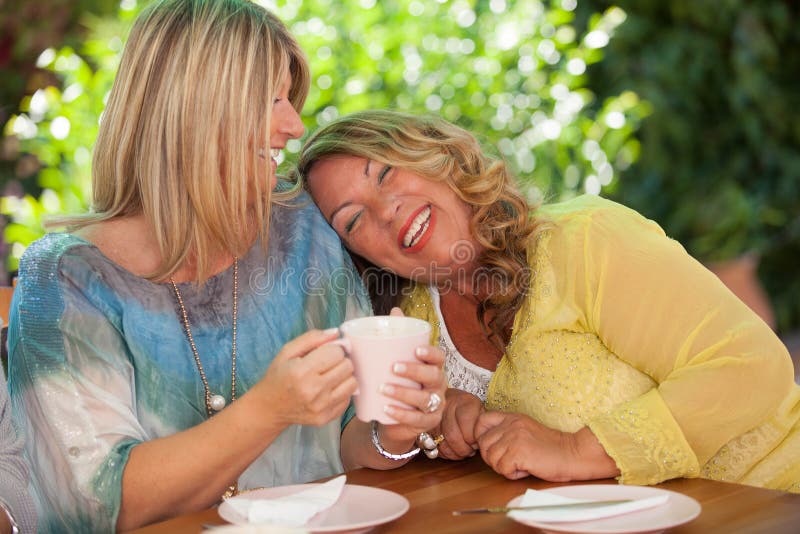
[9,234,145,532]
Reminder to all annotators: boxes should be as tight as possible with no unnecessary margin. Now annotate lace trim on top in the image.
[429,286,493,401]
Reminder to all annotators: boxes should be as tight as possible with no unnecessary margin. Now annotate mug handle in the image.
[327,337,352,354]
[326,337,358,396]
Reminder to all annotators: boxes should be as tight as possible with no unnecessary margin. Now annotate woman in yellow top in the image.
[296,109,800,492]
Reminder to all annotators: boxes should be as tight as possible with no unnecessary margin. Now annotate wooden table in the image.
[131,455,800,533]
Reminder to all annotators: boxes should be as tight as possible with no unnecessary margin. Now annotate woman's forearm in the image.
[116,392,288,530]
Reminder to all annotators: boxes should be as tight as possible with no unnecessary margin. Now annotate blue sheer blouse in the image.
[7,192,370,532]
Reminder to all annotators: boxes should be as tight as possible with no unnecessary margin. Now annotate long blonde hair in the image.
[294,110,541,347]
[54,0,309,282]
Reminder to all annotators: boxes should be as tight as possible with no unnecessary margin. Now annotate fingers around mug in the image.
[325,337,351,356]
[278,328,341,361]
[380,382,444,416]
[321,357,355,391]
[392,359,444,390]
[411,345,445,367]
[329,374,358,403]
[389,307,405,317]
[383,402,441,431]
[302,342,351,375]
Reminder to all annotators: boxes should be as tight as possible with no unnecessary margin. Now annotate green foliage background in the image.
[1,0,798,332]
[1,0,646,264]
[581,0,800,333]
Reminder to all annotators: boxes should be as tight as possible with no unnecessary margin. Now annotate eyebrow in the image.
[329,159,371,223]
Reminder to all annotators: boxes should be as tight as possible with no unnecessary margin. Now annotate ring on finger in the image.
[425,392,442,413]
[417,432,446,459]
[417,432,445,450]
[424,447,439,459]
[417,432,436,450]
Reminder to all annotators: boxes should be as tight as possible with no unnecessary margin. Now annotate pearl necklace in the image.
[170,258,239,500]
[170,258,239,415]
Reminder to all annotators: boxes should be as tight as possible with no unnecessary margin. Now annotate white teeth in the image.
[402,207,431,248]
[270,148,281,159]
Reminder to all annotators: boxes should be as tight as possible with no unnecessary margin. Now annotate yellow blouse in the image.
[402,195,800,492]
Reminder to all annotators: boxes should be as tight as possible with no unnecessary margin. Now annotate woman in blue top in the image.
[7,1,446,531]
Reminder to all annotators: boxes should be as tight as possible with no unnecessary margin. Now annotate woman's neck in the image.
[73,214,238,283]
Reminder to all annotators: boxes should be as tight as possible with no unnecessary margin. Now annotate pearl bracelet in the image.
[370,421,420,460]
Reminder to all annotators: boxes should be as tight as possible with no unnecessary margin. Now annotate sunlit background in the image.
[0,0,798,338]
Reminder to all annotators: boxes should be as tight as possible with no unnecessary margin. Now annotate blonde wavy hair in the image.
[52,0,309,282]
[294,110,541,347]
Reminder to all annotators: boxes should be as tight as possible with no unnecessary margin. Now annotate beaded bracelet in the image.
[370,420,421,460]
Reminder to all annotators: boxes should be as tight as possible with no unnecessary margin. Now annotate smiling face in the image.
[262,73,305,190]
[306,155,480,284]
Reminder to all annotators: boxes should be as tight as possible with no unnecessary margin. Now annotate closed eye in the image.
[344,211,363,234]
[378,165,392,184]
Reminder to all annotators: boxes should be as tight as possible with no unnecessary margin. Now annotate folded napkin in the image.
[225,475,346,527]
[203,526,307,534]
[509,488,669,523]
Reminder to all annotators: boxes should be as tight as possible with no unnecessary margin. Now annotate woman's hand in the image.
[433,388,484,460]
[377,307,447,446]
[474,411,619,481]
[378,343,448,446]
[339,343,447,470]
[251,328,357,427]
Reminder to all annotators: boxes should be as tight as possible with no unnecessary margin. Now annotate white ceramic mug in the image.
[331,315,431,424]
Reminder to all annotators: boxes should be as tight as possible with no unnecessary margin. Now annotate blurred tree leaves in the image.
[1,0,646,273]
[277,0,647,203]
[2,0,797,332]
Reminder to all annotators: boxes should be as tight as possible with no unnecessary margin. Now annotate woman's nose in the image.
[377,197,401,225]
[278,106,305,139]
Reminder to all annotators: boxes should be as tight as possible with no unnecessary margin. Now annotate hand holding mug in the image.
[331,314,446,443]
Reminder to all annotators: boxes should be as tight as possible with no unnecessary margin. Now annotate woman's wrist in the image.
[373,422,419,456]
[570,427,620,480]
[232,387,291,437]
[370,421,420,460]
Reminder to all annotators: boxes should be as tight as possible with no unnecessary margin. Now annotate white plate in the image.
[218,484,409,532]
[506,485,701,534]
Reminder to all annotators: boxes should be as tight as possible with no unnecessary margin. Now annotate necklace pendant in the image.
[210,394,227,412]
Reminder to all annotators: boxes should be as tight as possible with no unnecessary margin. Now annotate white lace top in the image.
[429,286,494,402]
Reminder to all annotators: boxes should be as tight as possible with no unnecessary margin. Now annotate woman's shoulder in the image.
[537,194,666,239]
[18,233,96,282]
[271,188,326,225]
[539,194,640,219]
[270,189,347,257]
[13,234,113,337]
[17,232,127,305]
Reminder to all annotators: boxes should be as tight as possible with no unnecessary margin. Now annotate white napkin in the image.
[225,475,346,527]
[204,526,307,534]
[509,488,669,523]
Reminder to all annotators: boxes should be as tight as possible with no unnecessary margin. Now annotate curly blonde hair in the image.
[294,110,542,347]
